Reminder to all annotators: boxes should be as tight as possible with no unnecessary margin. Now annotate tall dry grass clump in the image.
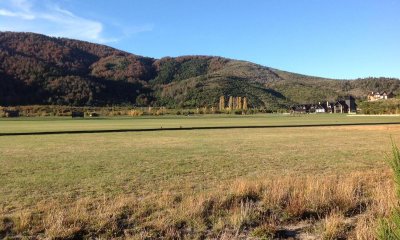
[377,142,400,239]
[1,171,396,239]
[322,211,347,239]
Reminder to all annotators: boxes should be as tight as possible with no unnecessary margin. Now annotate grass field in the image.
[1,114,399,239]
[1,114,400,134]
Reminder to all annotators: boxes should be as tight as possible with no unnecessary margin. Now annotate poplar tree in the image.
[228,96,233,110]
[238,97,242,110]
[243,97,248,111]
[219,96,225,111]
[233,97,238,110]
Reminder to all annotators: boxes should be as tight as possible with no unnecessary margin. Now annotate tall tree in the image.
[228,96,233,110]
[243,97,248,110]
[219,96,225,111]
[238,97,242,110]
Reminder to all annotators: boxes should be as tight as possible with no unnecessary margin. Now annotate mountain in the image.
[1,32,399,110]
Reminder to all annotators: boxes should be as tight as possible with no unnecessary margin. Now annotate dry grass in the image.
[2,123,400,238]
[1,125,397,210]
[0,170,395,239]
[351,214,378,240]
[322,211,347,239]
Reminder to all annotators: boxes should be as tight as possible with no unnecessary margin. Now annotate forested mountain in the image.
[1,32,399,109]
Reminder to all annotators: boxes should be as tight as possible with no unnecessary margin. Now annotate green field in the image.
[1,114,399,238]
[1,115,398,207]
[1,114,400,134]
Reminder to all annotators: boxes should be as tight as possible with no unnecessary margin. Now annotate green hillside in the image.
[1,32,399,110]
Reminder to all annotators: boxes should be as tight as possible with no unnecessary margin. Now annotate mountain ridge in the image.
[1,31,399,109]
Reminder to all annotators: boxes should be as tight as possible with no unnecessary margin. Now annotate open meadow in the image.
[1,114,400,134]
[1,114,400,239]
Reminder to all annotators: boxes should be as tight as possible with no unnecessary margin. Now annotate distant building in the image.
[314,102,335,113]
[334,101,348,113]
[290,96,356,114]
[334,96,356,113]
[367,91,394,101]
[315,102,328,113]
[290,104,310,114]
[345,96,357,113]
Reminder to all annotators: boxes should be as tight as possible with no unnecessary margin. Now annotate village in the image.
[290,96,357,114]
[290,91,396,114]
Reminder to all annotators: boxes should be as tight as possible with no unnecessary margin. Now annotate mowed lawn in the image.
[1,114,400,134]
[1,117,399,212]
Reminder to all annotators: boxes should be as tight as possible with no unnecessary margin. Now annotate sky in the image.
[0,0,399,79]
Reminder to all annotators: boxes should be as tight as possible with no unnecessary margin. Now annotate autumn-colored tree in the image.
[219,96,225,111]
[228,96,233,110]
[243,97,248,110]
[238,97,242,110]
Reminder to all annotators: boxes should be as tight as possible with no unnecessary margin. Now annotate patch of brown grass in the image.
[322,211,347,239]
[0,170,395,239]
[351,214,378,240]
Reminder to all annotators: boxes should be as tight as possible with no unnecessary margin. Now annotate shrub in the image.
[234,109,243,115]
[128,109,143,117]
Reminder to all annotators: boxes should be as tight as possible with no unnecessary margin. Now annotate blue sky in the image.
[0,0,399,79]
